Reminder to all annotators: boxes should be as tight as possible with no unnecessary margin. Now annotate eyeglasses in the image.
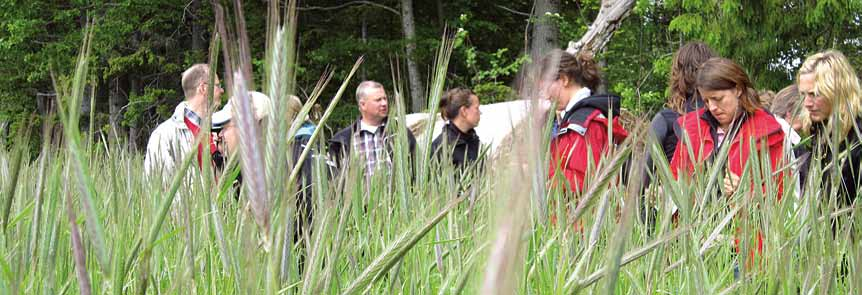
[201,81,223,90]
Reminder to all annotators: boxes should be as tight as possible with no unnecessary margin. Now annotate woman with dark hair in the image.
[670,58,787,265]
[648,42,717,168]
[670,58,786,196]
[541,49,628,192]
[431,87,482,168]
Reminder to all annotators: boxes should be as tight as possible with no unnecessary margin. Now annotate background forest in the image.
[1,0,861,149]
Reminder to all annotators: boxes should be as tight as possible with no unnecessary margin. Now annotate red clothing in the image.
[549,95,628,192]
[669,108,784,257]
[670,108,784,185]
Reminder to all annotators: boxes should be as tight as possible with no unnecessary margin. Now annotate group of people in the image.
[142,44,862,242]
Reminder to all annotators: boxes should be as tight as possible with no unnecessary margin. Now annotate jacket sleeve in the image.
[327,139,344,170]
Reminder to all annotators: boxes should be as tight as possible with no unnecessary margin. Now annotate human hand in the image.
[722,171,741,197]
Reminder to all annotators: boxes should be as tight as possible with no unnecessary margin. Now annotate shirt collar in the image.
[359,119,384,134]
[559,87,592,119]
[170,101,192,129]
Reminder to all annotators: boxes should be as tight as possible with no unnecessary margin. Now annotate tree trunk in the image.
[566,0,635,55]
[530,0,559,61]
[436,0,445,29]
[128,77,141,151]
[597,57,608,93]
[360,12,368,81]
[108,76,124,144]
[191,0,204,53]
[400,0,424,112]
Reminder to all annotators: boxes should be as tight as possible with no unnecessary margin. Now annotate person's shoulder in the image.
[330,123,355,145]
[147,119,176,143]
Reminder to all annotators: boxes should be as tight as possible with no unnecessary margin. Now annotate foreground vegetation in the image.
[2,2,862,295]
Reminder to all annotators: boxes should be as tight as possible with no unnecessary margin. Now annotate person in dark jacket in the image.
[797,50,862,207]
[431,87,482,168]
[645,42,716,183]
[327,80,417,180]
[540,49,629,193]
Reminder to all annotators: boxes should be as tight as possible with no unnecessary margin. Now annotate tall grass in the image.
[1,2,861,294]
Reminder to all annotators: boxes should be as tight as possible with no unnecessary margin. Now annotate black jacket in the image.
[291,121,317,237]
[642,97,704,187]
[802,117,862,206]
[327,117,417,170]
[431,123,481,168]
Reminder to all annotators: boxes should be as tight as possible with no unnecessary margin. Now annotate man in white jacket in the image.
[144,64,224,178]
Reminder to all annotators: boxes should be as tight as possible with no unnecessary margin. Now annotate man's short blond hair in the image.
[181,64,211,99]
[355,80,385,103]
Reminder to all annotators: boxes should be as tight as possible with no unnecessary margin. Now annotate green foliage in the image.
[473,81,516,104]
[665,0,862,92]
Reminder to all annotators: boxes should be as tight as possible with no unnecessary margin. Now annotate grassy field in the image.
[2,2,861,294]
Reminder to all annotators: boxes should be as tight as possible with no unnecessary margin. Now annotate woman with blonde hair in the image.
[797,50,862,205]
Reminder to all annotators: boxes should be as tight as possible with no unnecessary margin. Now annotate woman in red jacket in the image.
[670,58,785,262]
[541,49,628,193]
[670,58,785,193]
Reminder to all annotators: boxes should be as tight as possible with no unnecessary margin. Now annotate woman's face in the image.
[218,122,239,156]
[460,94,482,129]
[541,75,571,111]
[700,87,741,129]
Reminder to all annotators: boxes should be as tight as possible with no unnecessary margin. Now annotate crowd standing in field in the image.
[143,46,862,269]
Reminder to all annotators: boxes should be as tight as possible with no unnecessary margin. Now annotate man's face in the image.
[799,73,832,123]
[192,77,224,113]
[358,88,388,123]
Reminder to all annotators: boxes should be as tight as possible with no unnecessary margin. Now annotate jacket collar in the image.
[443,122,478,145]
[169,101,193,130]
[560,87,592,119]
[561,93,622,124]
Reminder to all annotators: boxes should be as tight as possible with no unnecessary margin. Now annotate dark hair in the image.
[668,42,717,113]
[695,58,762,114]
[541,49,602,90]
[439,88,476,120]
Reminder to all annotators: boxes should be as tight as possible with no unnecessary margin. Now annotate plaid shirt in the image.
[352,123,392,177]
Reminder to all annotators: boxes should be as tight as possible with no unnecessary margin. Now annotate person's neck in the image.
[451,119,473,134]
[557,86,588,114]
[361,116,383,127]
[187,97,207,116]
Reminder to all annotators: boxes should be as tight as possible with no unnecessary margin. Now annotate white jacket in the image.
[144,101,195,178]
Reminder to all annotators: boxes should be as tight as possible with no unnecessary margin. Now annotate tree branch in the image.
[496,4,531,17]
[566,0,635,55]
[298,1,400,16]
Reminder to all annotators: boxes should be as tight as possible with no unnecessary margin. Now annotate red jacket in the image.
[670,108,785,257]
[549,95,628,192]
[670,108,784,184]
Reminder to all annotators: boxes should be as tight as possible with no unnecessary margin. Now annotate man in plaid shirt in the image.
[328,81,416,179]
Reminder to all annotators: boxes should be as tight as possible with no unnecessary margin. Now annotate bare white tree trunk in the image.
[400,0,424,112]
[530,0,559,60]
[566,0,635,55]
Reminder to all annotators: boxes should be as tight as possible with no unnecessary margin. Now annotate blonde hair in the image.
[797,50,862,136]
[181,64,211,99]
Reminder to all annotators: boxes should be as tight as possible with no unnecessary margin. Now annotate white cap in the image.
[212,91,272,129]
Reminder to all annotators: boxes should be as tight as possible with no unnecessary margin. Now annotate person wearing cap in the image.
[328,81,417,179]
[211,91,273,159]
[144,64,224,178]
